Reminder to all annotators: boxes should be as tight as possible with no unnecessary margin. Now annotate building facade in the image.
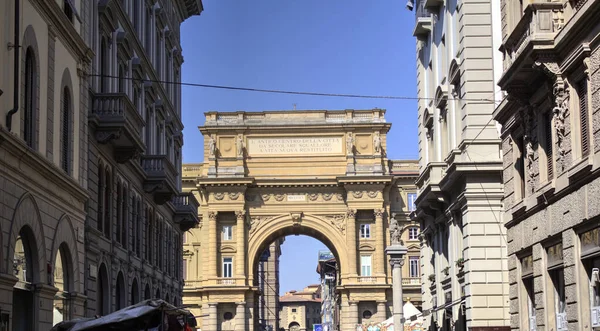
[408,0,509,327]
[0,1,92,330]
[257,240,283,331]
[181,109,420,331]
[494,0,600,329]
[279,286,323,331]
[81,0,201,318]
[317,251,339,330]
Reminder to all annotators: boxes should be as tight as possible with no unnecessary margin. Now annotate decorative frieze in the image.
[325,214,347,234]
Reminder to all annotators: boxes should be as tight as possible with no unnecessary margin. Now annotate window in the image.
[360,255,372,276]
[550,269,566,330]
[223,257,233,278]
[97,163,104,233]
[521,255,535,330]
[543,112,554,180]
[524,277,536,330]
[359,224,371,239]
[409,256,420,278]
[407,193,417,212]
[60,88,71,174]
[409,227,419,240]
[63,0,73,22]
[24,48,36,148]
[100,38,109,93]
[103,167,111,238]
[291,308,297,313]
[515,135,526,199]
[362,310,372,319]
[578,79,590,157]
[223,225,233,241]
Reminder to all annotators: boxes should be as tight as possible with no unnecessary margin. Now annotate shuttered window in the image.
[516,136,525,198]
[24,48,35,148]
[545,113,554,180]
[579,80,590,157]
[61,88,70,174]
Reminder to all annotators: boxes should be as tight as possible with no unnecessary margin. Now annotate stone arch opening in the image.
[116,271,126,310]
[97,264,110,315]
[53,243,74,326]
[247,214,346,286]
[144,283,151,300]
[165,293,170,304]
[12,226,38,331]
[156,288,161,300]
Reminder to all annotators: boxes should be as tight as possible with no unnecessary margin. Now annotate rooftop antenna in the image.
[293,103,297,110]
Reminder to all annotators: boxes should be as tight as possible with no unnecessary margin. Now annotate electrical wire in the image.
[88,73,501,104]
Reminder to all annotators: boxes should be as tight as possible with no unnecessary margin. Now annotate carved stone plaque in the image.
[247,137,343,155]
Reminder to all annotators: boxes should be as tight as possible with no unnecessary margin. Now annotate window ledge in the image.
[567,155,592,183]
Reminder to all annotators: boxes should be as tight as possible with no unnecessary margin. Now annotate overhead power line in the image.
[88,74,501,104]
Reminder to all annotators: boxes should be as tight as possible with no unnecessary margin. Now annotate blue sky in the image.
[180,0,417,293]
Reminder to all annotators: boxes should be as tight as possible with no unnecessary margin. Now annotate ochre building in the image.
[181,109,420,331]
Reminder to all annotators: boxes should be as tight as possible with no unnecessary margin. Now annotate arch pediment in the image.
[434,84,448,109]
[359,243,375,251]
[448,58,461,85]
[407,244,421,250]
[220,244,236,253]
[423,107,433,129]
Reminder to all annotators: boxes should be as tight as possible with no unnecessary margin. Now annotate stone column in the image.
[375,208,386,276]
[386,245,407,330]
[208,211,218,278]
[349,301,359,328]
[377,300,387,320]
[35,284,59,331]
[235,210,246,281]
[346,209,357,278]
[236,301,246,330]
[207,302,218,331]
[70,292,87,319]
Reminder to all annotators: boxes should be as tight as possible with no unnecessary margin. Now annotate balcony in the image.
[217,278,236,285]
[357,276,377,283]
[413,0,432,38]
[89,93,145,163]
[402,277,422,287]
[141,155,178,204]
[172,192,200,232]
[500,3,564,90]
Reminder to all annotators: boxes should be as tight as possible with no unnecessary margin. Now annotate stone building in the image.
[494,0,600,329]
[279,286,323,331]
[257,240,283,331]
[0,1,92,329]
[81,0,202,317]
[181,109,420,331]
[408,0,509,327]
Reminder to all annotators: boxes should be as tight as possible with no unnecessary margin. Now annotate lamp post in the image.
[386,244,407,329]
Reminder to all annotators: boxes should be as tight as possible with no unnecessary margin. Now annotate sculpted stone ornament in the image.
[327,214,346,234]
[390,218,403,245]
[275,194,285,202]
[346,132,355,155]
[322,193,333,201]
[352,191,364,199]
[236,135,244,157]
[229,192,240,200]
[367,191,378,199]
[374,208,385,218]
[346,209,357,219]
[389,256,404,268]
[235,210,246,221]
[373,132,382,154]
[261,194,271,202]
[208,135,216,157]
[213,192,224,200]
[552,81,569,172]
[208,211,217,221]
[308,193,319,201]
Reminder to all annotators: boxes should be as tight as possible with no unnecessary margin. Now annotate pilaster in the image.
[375,208,386,276]
[236,210,246,280]
[346,209,358,278]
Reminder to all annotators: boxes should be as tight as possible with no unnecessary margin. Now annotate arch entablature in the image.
[247,213,347,284]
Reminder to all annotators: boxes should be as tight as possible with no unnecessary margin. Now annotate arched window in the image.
[97,161,104,233]
[60,87,71,174]
[24,48,36,148]
[121,185,128,245]
[155,288,161,300]
[103,167,112,238]
[118,63,126,93]
[116,272,126,310]
[116,181,122,243]
[131,278,139,304]
[144,283,151,300]
[100,38,109,93]
[97,264,109,315]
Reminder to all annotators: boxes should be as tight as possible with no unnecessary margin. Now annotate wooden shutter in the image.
[579,80,590,157]
[546,113,554,179]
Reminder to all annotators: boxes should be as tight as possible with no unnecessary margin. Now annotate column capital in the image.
[348,300,358,306]
[235,301,246,306]
[376,300,387,305]
[235,210,246,220]
[208,211,217,221]
[346,208,357,219]
[389,257,405,268]
[374,208,385,218]
[208,302,218,307]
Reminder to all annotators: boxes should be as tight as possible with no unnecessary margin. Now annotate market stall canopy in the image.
[50,299,193,331]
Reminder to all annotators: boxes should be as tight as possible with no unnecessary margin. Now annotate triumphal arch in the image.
[182,109,416,331]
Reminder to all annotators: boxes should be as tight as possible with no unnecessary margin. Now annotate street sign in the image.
[313,324,323,331]
[318,250,334,261]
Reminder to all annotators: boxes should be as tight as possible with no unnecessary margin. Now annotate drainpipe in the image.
[6,0,20,131]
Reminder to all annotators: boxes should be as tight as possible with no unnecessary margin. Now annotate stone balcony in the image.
[172,192,200,232]
[89,92,145,163]
[499,2,564,92]
[402,277,422,289]
[413,0,432,38]
[141,155,178,204]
